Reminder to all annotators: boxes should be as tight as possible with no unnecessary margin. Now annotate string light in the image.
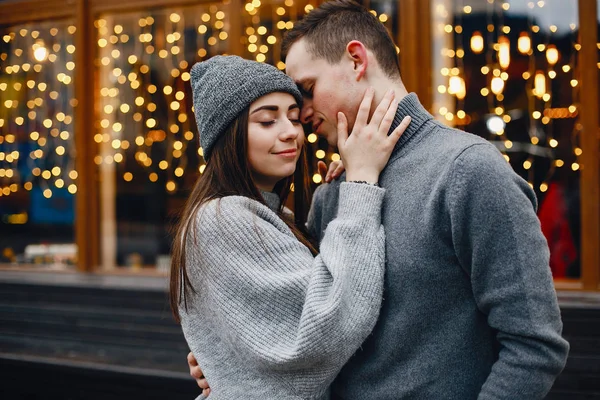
[0,19,78,202]
[497,36,510,69]
[431,0,581,205]
[546,45,559,66]
[470,31,484,53]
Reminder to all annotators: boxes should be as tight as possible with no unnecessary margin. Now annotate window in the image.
[0,19,78,268]
[432,0,584,278]
[94,1,316,270]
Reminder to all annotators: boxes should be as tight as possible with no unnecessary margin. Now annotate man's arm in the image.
[448,143,569,399]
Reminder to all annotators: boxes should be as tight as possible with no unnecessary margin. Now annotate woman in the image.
[170,55,410,399]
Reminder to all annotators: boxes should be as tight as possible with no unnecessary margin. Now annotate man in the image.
[189,1,569,398]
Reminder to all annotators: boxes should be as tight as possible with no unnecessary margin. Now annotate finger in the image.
[317,161,327,179]
[378,96,399,135]
[190,365,204,380]
[354,87,375,130]
[337,112,349,150]
[370,89,395,129]
[388,116,411,145]
[202,388,211,397]
[198,378,209,390]
[187,352,198,367]
[333,162,346,179]
[327,161,341,181]
[325,160,338,182]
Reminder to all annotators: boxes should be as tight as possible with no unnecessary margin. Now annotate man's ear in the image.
[346,40,368,81]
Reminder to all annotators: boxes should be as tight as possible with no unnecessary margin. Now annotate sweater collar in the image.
[390,93,434,155]
[261,191,281,212]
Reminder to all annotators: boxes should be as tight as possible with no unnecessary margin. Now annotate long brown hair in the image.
[169,106,317,323]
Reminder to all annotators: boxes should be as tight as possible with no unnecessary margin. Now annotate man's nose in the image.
[300,98,314,125]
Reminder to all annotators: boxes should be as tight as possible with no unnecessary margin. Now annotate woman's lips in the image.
[274,149,297,157]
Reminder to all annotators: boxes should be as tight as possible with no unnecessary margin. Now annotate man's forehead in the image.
[284,64,308,84]
[286,69,308,84]
[284,40,314,77]
[285,58,320,83]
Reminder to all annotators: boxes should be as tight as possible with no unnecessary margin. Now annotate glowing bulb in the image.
[498,37,510,69]
[534,71,546,98]
[491,77,504,94]
[33,43,47,61]
[546,45,559,65]
[448,76,466,100]
[486,116,506,134]
[470,31,484,54]
[518,32,531,54]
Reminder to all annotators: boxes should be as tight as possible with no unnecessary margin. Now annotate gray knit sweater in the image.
[180,182,386,399]
[308,94,569,399]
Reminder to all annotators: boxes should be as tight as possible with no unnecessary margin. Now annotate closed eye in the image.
[299,84,313,98]
[259,121,276,127]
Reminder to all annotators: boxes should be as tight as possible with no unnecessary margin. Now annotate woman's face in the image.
[247,92,304,191]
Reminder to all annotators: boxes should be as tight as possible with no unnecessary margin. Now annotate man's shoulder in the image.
[415,121,503,168]
[433,121,491,151]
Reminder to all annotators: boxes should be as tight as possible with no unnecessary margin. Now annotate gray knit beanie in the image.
[190,56,303,161]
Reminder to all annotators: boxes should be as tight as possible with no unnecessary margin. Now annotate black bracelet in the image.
[348,180,380,187]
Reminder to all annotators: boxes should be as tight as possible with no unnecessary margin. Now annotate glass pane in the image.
[432,0,581,278]
[95,0,401,270]
[0,20,77,268]
[95,3,231,270]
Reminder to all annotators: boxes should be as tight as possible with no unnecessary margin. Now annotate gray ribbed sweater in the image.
[308,94,569,399]
[180,182,386,399]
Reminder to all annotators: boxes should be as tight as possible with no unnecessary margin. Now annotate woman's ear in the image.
[346,40,368,81]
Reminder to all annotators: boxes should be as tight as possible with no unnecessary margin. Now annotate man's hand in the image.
[188,351,211,397]
[317,160,345,183]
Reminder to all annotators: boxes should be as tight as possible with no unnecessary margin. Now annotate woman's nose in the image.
[280,120,301,140]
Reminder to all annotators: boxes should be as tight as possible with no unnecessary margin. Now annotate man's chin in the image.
[320,129,337,147]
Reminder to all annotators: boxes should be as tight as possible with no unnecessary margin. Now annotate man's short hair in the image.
[282,0,400,80]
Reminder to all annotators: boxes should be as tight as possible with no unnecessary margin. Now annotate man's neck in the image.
[372,81,409,109]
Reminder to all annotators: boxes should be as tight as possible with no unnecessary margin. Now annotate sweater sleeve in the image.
[188,182,386,389]
[448,143,569,400]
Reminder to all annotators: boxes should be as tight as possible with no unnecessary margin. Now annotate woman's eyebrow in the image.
[250,104,299,114]
[250,105,278,114]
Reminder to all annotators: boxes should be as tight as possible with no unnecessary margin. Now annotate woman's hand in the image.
[337,87,411,183]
